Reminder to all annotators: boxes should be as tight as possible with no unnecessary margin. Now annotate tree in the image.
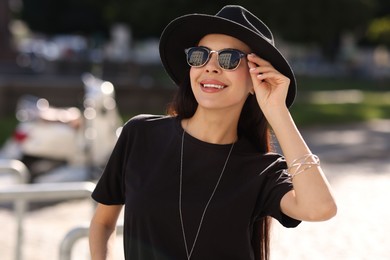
[20,0,109,36]
[101,0,375,59]
[244,0,374,59]
[0,0,15,59]
[102,0,226,39]
[366,0,390,47]
[17,0,381,59]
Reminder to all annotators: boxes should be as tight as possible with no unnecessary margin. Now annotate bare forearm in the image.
[266,106,337,221]
[267,107,311,158]
[89,204,123,259]
[89,222,117,260]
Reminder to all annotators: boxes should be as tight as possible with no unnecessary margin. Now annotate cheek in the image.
[235,69,253,93]
[189,67,199,81]
[189,68,198,90]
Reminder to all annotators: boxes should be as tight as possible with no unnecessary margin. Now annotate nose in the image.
[204,52,221,73]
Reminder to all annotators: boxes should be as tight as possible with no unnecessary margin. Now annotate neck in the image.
[182,108,240,144]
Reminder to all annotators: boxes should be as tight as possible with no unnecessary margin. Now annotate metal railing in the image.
[0,181,96,202]
[0,174,95,260]
[0,159,29,184]
[59,224,123,260]
[0,159,29,260]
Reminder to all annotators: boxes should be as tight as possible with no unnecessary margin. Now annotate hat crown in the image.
[216,5,274,45]
[159,5,296,107]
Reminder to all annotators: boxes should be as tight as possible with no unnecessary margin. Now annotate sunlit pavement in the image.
[271,164,390,260]
[1,120,389,260]
[272,119,390,260]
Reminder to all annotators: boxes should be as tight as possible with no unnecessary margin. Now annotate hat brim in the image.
[159,14,296,107]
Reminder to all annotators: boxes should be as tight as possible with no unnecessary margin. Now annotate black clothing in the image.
[92,115,300,260]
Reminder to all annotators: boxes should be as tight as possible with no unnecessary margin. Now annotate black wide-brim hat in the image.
[159,5,296,107]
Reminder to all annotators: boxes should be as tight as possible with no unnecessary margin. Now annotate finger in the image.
[257,71,290,86]
[247,53,273,67]
[256,71,279,81]
[249,66,276,76]
[248,62,266,85]
[247,60,257,70]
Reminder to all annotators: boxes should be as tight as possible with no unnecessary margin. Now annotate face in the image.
[189,34,253,113]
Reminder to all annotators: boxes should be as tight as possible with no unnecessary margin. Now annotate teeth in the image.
[203,84,225,89]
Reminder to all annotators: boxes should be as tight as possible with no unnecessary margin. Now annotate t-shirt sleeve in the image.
[91,118,135,205]
[255,156,301,228]
[91,114,169,205]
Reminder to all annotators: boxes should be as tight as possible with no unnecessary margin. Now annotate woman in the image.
[89,5,337,260]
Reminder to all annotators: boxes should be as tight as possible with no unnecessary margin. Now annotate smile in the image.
[202,83,226,89]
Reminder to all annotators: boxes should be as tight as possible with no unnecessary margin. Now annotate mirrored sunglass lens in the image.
[219,51,240,69]
[188,48,208,67]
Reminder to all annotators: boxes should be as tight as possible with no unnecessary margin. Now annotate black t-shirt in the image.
[92,114,300,260]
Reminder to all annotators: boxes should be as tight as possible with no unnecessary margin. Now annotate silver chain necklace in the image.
[179,130,235,260]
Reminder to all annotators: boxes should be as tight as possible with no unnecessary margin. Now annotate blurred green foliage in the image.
[291,92,390,126]
[291,76,390,126]
[297,76,389,91]
[367,16,390,45]
[0,117,18,147]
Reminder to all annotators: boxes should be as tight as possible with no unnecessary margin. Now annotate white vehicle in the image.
[0,73,122,183]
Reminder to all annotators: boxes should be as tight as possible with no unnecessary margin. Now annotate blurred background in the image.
[0,0,389,126]
[0,0,389,259]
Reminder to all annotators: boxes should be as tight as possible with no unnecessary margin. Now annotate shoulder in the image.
[125,114,170,125]
[262,152,285,164]
[257,153,288,177]
[123,114,175,130]
[253,152,287,176]
[235,139,286,176]
[236,137,284,164]
[120,114,178,139]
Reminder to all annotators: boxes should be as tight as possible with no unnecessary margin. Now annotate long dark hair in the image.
[166,73,272,260]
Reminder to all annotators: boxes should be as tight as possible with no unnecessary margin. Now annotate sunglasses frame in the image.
[185,46,247,71]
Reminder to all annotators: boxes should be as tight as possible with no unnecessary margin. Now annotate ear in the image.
[249,88,255,95]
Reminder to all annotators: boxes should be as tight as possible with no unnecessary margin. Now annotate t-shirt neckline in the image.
[173,116,237,150]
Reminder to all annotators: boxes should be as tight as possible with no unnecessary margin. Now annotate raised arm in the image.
[248,53,337,221]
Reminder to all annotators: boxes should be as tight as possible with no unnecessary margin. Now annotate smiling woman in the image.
[89,5,336,260]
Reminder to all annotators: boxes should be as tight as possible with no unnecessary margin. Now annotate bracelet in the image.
[288,154,320,179]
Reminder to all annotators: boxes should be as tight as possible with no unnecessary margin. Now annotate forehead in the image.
[197,34,251,52]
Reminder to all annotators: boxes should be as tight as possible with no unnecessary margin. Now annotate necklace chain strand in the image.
[179,130,235,260]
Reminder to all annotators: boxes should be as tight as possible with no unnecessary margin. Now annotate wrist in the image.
[262,105,290,124]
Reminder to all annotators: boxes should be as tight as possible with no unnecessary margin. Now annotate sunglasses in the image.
[185,46,247,70]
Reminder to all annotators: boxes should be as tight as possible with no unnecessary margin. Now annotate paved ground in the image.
[272,119,390,260]
[1,119,389,260]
